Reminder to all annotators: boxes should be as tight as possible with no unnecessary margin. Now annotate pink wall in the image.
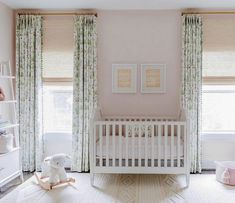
[0,2,13,67]
[97,10,182,117]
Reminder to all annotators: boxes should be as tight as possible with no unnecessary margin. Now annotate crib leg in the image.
[185,173,190,188]
[90,173,95,186]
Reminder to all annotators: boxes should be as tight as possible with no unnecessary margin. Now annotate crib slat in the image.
[138,125,141,167]
[177,125,181,167]
[158,124,161,167]
[184,124,186,168]
[106,124,109,167]
[151,124,154,167]
[99,124,103,167]
[119,124,122,166]
[126,124,129,167]
[94,124,97,167]
[145,125,148,167]
[171,125,174,167]
[112,124,115,167]
[132,125,135,167]
[164,124,168,167]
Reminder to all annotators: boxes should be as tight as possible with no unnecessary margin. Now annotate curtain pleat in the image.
[72,15,97,172]
[16,15,43,172]
[181,15,203,173]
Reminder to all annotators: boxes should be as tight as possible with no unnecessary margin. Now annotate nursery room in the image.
[1,0,235,202]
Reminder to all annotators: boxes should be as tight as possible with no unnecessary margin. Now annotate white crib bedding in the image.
[96,136,184,159]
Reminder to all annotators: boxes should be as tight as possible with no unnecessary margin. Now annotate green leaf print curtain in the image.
[181,14,203,173]
[72,15,97,172]
[16,15,43,172]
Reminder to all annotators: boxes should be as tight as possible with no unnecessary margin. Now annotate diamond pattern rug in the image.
[1,173,235,203]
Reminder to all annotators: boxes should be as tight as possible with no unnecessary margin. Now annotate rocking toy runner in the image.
[35,172,75,190]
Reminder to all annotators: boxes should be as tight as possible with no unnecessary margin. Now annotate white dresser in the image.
[0,148,22,190]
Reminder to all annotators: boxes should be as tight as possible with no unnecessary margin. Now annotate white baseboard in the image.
[202,160,216,170]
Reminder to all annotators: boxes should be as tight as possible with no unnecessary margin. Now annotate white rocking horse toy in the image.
[35,153,75,190]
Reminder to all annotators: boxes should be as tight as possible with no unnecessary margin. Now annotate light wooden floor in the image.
[0,172,33,199]
[1,172,235,203]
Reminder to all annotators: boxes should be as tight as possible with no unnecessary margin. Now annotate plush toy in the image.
[0,87,5,101]
[41,153,70,184]
[35,153,75,190]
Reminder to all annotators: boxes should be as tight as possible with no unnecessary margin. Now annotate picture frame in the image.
[141,64,166,93]
[112,64,137,93]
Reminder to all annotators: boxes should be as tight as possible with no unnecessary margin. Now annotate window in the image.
[43,86,72,132]
[202,85,235,132]
[42,16,73,133]
[202,15,235,133]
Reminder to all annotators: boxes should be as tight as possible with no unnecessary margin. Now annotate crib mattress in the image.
[96,136,184,159]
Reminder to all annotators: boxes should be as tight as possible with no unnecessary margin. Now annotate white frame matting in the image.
[141,64,166,93]
[112,64,137,93]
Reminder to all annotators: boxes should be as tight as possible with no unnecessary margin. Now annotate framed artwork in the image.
[112,64,137,93]
[141,64,166,93]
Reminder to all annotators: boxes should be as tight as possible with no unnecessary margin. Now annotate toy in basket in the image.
[35,153,75,190]
[0,87,5,101]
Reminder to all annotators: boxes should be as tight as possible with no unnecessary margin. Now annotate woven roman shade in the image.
[203,15,235,84]
[42,16,73,80]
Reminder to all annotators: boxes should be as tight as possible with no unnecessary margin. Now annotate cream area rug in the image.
[1,173,235,203]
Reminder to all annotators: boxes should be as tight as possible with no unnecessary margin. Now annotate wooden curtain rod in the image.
[182,11,235,15]
[17,12,97,17]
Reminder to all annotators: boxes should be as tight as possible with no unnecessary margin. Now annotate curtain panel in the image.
[181,15,203,173]
[72,15,98,172]
[16,15,43,172]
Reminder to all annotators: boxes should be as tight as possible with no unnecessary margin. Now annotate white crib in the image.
[90,108,190,187]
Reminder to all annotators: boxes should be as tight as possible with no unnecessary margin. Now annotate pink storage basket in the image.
[215,161,235,186]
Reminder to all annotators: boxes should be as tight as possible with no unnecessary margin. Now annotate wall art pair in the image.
[112,64,166,93]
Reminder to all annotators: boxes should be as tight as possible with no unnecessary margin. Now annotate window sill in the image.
[44,132,72,141]
[44,131,72,134]
[202,132,235,141]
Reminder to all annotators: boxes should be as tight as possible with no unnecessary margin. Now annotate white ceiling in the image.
[1,0,235,10]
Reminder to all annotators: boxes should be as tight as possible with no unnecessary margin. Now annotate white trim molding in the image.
[202,132,235,141]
